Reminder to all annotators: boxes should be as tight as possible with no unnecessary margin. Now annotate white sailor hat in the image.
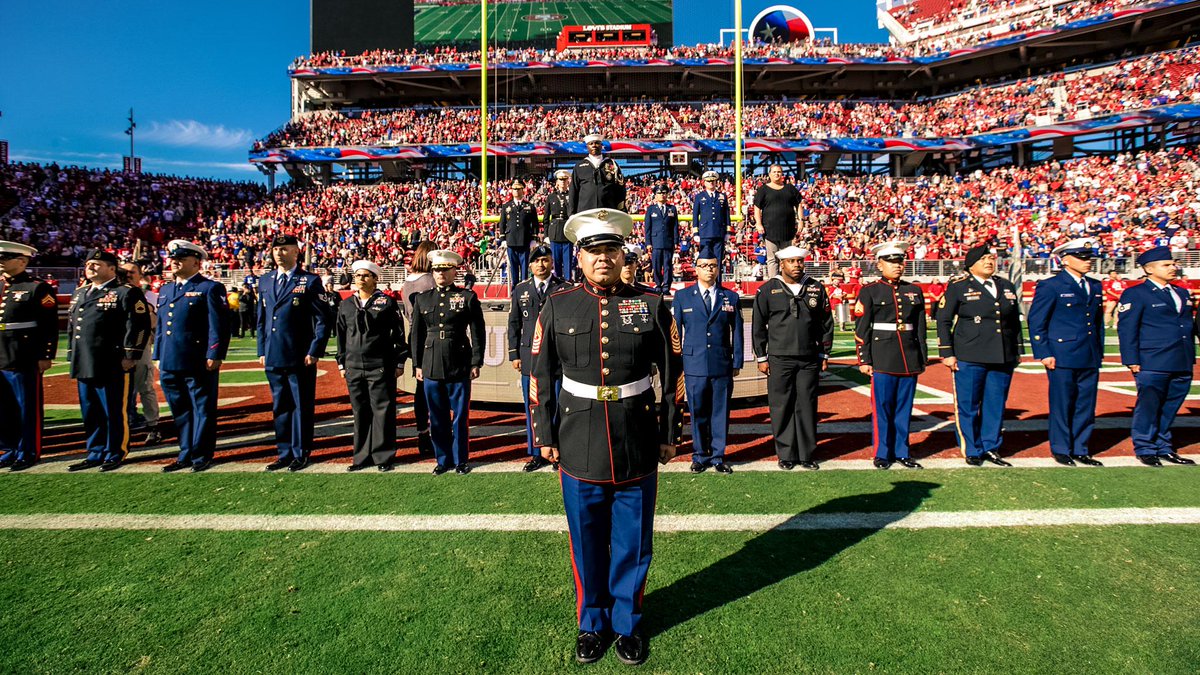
[351,259,383,279]
[871,240,910,260]
[775,245,809,260]
[623,244,643,263]
[429,250,464,269]
[564,208,635,248]
[0,241,37,258]
[583,132,604,144]
[1052,238,1096,258]
[701,170,719,180]
[166,239,207,260]
[554,169,570,180]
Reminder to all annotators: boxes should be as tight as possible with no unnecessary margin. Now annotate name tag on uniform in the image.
[185,291,203,297]
[1151,303,1167,308]
[682,308,693,313]
[771,289,783,294]
[964,292,981,300]
[1059,293,1075,298]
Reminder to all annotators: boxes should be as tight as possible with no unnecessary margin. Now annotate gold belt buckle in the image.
[895,323,906,332]
[597,385,619,401]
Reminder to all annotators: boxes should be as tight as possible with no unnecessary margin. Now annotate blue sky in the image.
[0,0,886,183]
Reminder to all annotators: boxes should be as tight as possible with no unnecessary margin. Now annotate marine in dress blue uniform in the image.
[530,208,683,666]
[0,242,58,471]
[673,255,742,472]
[544,169,575,281]
[936,245,1022,467]
[1026,238,1106,466]
[854,241,927,469]
[690,171,731,280]
[500,178,539,288]
[410,250,486,474]
[66,250,151,472]
[507,245,569,471]
[1116,246,1199,467]
[256,235,333,472]
[643,185,679,293]
[155,240,232,473]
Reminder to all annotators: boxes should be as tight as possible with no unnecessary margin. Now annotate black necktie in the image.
[703,289,713,313]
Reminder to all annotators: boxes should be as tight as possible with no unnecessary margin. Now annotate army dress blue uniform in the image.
[507,272,569,460]
[643,200,679,293]
[1117,277,1198,458]
[673,282,742,467]
[1027,271,1104,459]
[544,186,574,280]
[0,269,58,467]
[936,275,1024,460]
[691,189,731,276]
[155,272,232,468]
[854,279,928,463]
[256,266,332,464]
[68,277,151,465]
[410,283,486,470]
[501,197,539,287]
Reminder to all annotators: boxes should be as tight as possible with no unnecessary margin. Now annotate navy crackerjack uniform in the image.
[0,263,58,467]
[568,155,626,215]
[508,271,569,459]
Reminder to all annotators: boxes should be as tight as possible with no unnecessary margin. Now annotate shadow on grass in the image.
[643,480,940,637]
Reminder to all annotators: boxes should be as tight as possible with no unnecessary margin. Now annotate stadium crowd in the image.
[892,0,1162,49]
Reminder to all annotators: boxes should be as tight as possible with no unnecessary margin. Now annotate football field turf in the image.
[415,1,673,45]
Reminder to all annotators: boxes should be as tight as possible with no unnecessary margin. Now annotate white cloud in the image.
[139,119,255,150]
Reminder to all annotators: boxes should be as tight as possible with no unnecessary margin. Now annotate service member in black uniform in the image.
[936,245,1022,466]
[411,250,486,475]
[155,240,232,473]
[568,133,626,215]
[337,259,410,471]
[854,241,927,469]
[544,169,575,281]
[531,208,683,666]
[0,241,58,471]
[752,245,833,470]
[507,245,569,471]
[66,249,151,472]
[500,178,539,288]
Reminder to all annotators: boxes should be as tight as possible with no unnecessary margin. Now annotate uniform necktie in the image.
[704,288,713,313]
[1079,277,1087,293]
[983,279,995,297]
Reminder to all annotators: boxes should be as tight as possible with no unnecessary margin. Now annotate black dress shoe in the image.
[455,463,471,475]
[689,461,707,474]
[68,459,103,472]
[1138,455,1163,467]
[896,458,923,469]
[777,460,796,471]
[161,461,189,473]
[1052,454,1075,466]
[1160,453,1196,465]
[287,458,309,472]
[797,460,819,470]
[377,463,393,472]
[9,458,37,472]
[614,633,648,666]
[346,463,368,472]
[713,462,733,474]
[143,430,163,446]
[873,458,892,469]
[417,431,434,456]
[523,457,549,472]
[0,455,16,469]
[191,458,213,473]
[982,451,1012,467]
[965,456,984,466]
[431,464,451,476]
[98,459,123,472]
[1074,455,1103,467]
[575,630,609,664]
[265,459,290,472]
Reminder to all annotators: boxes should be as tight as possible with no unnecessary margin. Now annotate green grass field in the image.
[415,1,673,45]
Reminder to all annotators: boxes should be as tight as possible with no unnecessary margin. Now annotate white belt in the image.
[0,321,37,331]
[872,322,913,332]
[561,375,652,401]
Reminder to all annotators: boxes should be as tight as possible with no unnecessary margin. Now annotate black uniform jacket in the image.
[67,279,151,380]
[543,190,571,243]
[751,276,834,360]
[507,275,570,376]
[568,157,627,214]
[500,199,539,248]
[0,272,58,370]
[336,291,410,372]
[936,276,1024,365]
[529,280,683,484]
[854,279,928,375]
[410,285,486,380]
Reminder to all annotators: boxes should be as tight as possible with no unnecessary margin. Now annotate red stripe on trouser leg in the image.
[560,471,586,624]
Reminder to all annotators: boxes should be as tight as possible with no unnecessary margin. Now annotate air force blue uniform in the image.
[673,283,742,464]
[256,268,332,462]
[1027,272,1104,458]
[643,203,678,292]
[154,274,231,467]
[1116,280,1197,457]
[691,190,730,274]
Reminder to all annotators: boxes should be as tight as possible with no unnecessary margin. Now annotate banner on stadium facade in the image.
[0,140,7,165]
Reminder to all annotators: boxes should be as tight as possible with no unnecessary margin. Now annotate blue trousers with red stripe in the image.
[423,377,470,467]
[0,369,43,462]
[77,373,132,462]
[871,372,917,460]
[560,470,657,637]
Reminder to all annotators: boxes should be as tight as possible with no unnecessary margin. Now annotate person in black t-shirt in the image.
[753,165,802,279]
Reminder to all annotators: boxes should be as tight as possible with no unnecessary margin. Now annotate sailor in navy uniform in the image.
[544,169,575,280]
[936,245,1022,467]
[155,240,231,473]
[673,255,742,473]
[854,241,927,469]
[0,241,58,471]
[66,249,151,472]
[508,245,569,471]
[751,245,833,470]
[568,133,626,215]
[1027,238,1106,466]
[257,235,333,472]
[530,208,682,666]
[410,250,486,475]
[691,170,731,280]
[500,177,539,288]
[1116,246,1199,467]
[643,185,679,293]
